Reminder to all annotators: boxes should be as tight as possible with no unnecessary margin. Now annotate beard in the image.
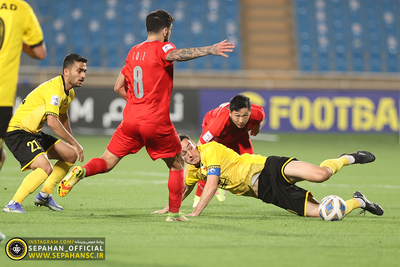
[164,33,170,42]
[70,79,84,87]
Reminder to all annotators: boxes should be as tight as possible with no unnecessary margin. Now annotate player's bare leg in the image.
[305,197,320,217]
[284,160,333,184]
[0,142,6,171]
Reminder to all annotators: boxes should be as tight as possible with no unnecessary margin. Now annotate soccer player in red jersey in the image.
[58,10,234,222]
[193,94,265,207]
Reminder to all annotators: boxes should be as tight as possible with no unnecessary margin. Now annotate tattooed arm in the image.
[166,39,235,61]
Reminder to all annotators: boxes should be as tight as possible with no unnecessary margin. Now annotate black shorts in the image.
[257,156,313,217]
[5,130,59,171]
[0,107,13,139]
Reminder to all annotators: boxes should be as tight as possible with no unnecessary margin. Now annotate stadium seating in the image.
[28,0,241,70]
[294,0,400,72]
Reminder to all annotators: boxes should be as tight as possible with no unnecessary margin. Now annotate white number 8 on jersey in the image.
[133,66,144,99]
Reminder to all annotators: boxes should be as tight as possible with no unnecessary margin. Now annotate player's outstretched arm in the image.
[187,175,219,216]
[166,39,235,62]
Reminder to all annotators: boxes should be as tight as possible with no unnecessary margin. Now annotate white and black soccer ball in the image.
[318,195,347,221]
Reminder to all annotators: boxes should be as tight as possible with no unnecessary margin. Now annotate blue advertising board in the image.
[201,90,399,133]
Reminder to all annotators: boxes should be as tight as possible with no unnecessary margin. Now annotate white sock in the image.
[39,191,50,198]
[355,198,366,208]
[342,155,355,165]
[8,200,17,205]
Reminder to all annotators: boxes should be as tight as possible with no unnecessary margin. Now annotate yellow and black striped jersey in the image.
[7,76,75,134]
[186,142,267,197]
[0,0,44,107]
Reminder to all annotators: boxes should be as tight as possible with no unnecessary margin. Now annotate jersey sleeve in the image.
[185,165,201,186]
[158,42,176,67]
[22,3,44,47]
[199,111,229,144]
[201,142,223,177]
[248,104,265,128]
[44,85,63,117]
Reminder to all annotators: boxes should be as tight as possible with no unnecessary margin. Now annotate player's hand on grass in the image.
[212,39,235,58]
[151,205,169,214]
[73,143,84,162]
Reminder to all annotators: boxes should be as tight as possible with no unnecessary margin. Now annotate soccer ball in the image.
[318,195,347,221]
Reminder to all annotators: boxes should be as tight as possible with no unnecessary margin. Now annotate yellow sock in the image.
[12,168,48,203]
[319,157,349,175]
[345,198,360,215]
[41,161,74,194]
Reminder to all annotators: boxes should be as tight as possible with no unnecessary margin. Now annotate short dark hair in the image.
[62,54,87,71]
[178,133,191,142]
[146,10,175,34]
[229,94,251,112]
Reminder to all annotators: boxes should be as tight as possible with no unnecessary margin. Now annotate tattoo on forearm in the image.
[167,45,216,61]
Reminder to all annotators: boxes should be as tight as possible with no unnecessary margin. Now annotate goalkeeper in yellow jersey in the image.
[3,54,87,213]
[161,133,383,218]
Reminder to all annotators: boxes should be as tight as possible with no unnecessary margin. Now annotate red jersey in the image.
[121,41,176,126]
[199,103,265,145]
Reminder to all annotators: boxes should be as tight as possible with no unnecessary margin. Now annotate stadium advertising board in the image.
[201,90,399,133]
[15,86,199,135]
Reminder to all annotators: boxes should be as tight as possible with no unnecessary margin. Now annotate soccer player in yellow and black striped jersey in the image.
[173,133,383,218]
[3,54,87,213]
[0,0,47,173]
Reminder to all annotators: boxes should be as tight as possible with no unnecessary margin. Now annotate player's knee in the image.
[70,154,78,164]
[37,165,53,176]
[65,153,78,164]
[312,168,332,183]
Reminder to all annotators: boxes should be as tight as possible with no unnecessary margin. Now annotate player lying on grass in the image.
[190,94,265,208]
[154,133,383,218]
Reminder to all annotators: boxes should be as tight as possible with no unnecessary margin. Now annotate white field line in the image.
[250,133,279,142]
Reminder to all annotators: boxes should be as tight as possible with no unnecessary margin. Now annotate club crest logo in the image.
[5,238,28,260]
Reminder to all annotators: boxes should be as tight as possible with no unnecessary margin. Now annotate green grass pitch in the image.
[1,133,399,266]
